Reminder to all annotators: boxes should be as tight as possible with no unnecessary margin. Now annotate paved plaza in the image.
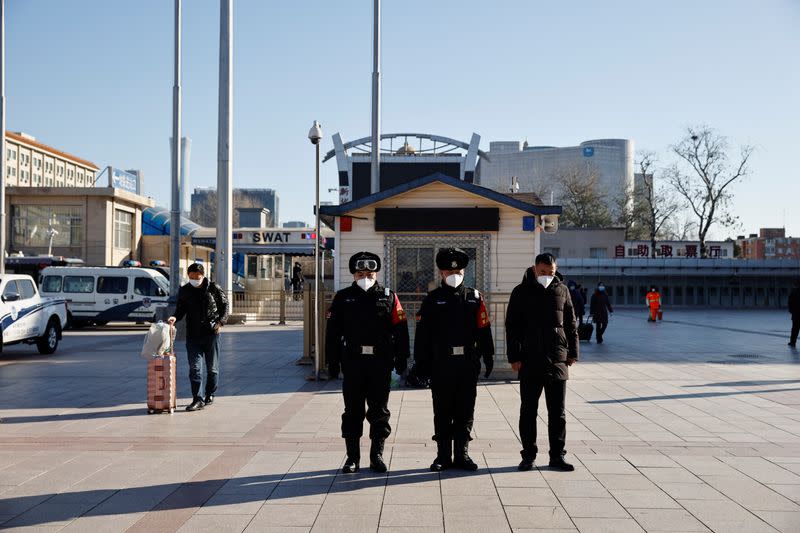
[0,310,799,532]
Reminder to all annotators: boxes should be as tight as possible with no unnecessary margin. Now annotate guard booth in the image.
[320,173,562,373]
[191,227,333,321]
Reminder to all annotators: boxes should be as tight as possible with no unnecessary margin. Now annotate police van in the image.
[0,274,68,354]
[39,266,170,327]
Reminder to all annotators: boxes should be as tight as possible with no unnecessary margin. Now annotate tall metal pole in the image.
[216,0,233,302]
[314,141,321,379]
[169,0,182,297]
[0,0,6,275]
[370,0,380,195]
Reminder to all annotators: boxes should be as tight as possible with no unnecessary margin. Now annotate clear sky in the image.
[5,0,799,238]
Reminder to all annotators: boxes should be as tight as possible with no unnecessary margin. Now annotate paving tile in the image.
[383,485,441,505]
[320,494,383,515]
[249,504,321,528]
[570,518,645,533]
[379,504,442,527]
[607,489,680,509]
[197,493,266,515]
[594,474,658,491]
[547,480,611,498]
[559,497,629,518]
[176,514,253,533]
[752,510,800,533]
[679,499,782,533]
[497,487,560,507]
[639,467,702,484]
[310,514,380,533]
[626,508,710,531]
[504,506,574,530]
[658,482,727,501]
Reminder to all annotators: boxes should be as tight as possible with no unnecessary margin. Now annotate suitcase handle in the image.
[160,377,166,390]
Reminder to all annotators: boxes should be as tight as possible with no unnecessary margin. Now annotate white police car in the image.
[1,274,68,354]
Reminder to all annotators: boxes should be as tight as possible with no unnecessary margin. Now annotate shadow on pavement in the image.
[683,379,800,388]
[588,387,800,404]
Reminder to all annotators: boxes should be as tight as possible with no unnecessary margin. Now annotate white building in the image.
[4,131,99,188]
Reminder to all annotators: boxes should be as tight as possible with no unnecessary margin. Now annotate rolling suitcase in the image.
[578,317,594,342]
[146,325,177,414]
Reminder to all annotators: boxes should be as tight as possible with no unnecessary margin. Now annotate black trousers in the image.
[519,371,567,460]
[430,359,479,442]
[341,357,392,440]
[791,317,800,345]
[186,334,220,401]
[595,321,608,342]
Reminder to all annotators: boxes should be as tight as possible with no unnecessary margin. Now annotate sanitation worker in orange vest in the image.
[646,286,661,322]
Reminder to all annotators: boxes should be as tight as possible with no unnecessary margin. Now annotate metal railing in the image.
[232,288,304,322]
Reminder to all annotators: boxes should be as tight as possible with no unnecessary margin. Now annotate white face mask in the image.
[537,275,554,289]
[188,277,203,288]
[445,274,464,288]
[356,278,376,291]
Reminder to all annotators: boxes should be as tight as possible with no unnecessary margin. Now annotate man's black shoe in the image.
[549,457,575,471]
[430,439,452,472]
[453,440,479,471]
[185,399,205,412]
[369,439,387,473]
[203,395,214,405]
[518,458,535,471]
[789,342,796,347]
[430,456,451,472]
[342,458,360,474]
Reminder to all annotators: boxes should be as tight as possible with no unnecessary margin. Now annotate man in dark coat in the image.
[326,252,410,473]
[414,248,494,472]
[506,253,578,472]
[567,280,585,325]
[589,282,614,344]
[168,263,229,412]
[789,279,800,348]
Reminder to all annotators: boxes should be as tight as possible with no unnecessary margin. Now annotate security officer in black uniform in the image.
[326,251,410,474]
[413,248,494,472]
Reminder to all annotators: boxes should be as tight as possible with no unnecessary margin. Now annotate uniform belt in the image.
[360,345,375,355]
[449,346,465,355]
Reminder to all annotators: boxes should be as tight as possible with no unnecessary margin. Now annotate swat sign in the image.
[235,231,317,244]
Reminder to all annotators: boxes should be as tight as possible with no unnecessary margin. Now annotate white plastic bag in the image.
[141,321,173,359]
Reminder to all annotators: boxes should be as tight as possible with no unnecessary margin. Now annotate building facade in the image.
[4,131,99,188]
[541,227,627,259]
[190,187,279,228]
[622,240,734,259]
[738,228,800,260]
[476,138,634,213]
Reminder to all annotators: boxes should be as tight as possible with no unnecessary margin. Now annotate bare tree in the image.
[637,151,680,257]
[556,165,613,228]
[668,126,752,258]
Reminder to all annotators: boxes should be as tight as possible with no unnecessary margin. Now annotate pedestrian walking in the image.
[413,248,494,472]
[567,280,585,325]
[168,263,229,412]
[645,286,661,322]
[291,262,304,300]
[589,282,613,344]
[506,253,578,472]
[789,279,800,348]
[326,252,410,473]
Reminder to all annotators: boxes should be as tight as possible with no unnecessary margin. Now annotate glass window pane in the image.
[97,276,128,294]
[42,275,63,293]
[18,280,36,299]
[134,277,159,296]
[3,281,19,298]
[64,276,94,293]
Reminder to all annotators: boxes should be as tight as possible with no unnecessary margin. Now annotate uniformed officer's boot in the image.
[453,440,479,471]
[342,438,360,474]
[430,440,452,472]
[369,438,387,473]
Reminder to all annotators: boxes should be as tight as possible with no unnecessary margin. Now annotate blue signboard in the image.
[109,168,141,194]
[583,146,595,157]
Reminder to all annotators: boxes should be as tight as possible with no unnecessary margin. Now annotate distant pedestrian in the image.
[645,286,662,322]
[789,280,800,348]
[291,262,304,300]
[589,283,613,344]
[168,263,229,412]
[567,280,585,325]
[506,253,579,472]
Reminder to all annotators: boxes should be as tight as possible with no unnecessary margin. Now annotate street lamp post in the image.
[308,121,323,380]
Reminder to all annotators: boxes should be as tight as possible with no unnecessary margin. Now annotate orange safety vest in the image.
[646,291,661,307]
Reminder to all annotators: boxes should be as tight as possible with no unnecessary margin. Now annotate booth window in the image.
[11,205,83,249]
[114,209,133,250]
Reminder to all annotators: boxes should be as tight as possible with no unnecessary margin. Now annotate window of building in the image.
[590,247,608,259]
[114,209,133,249]
[247,255,257,278]
[543,247,561,257]
[97,276,128,294]
[63,276,94,293]
[41,275,63,293]
[11,205,83,248]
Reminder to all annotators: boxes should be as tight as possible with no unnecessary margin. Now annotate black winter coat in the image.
[325,283,410,376]
[505,268,579,380]
[789,288,800,318]
[590,291,613,323]
[174,279,229,338]
[569,288,585,317]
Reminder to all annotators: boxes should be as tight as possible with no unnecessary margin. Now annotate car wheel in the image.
[37,319,60,355]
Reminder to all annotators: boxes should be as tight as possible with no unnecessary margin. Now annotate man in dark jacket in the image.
[789,279,800,348]
[168,263,229,412]
[414,248,494,472]
[506,253,578,472]
[326,252,410,473]
[567,280,585,325]
[589,282,613,344]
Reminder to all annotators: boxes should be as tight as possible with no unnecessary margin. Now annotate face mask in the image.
[537,275,554,289]
[188,277,203,288]
[356,278,376,291]
[445,274,464,288]
[598,286,606,292]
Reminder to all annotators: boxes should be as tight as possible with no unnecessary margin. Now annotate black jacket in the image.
[569,287,585,316]
[325,283,410,376]
[789,288,800,318]
[505,268,579,380]
[413,282,494,378]
[173,279,229,338]
[589,291,613,323]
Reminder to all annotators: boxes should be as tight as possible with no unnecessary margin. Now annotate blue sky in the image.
[5,0,799,238]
